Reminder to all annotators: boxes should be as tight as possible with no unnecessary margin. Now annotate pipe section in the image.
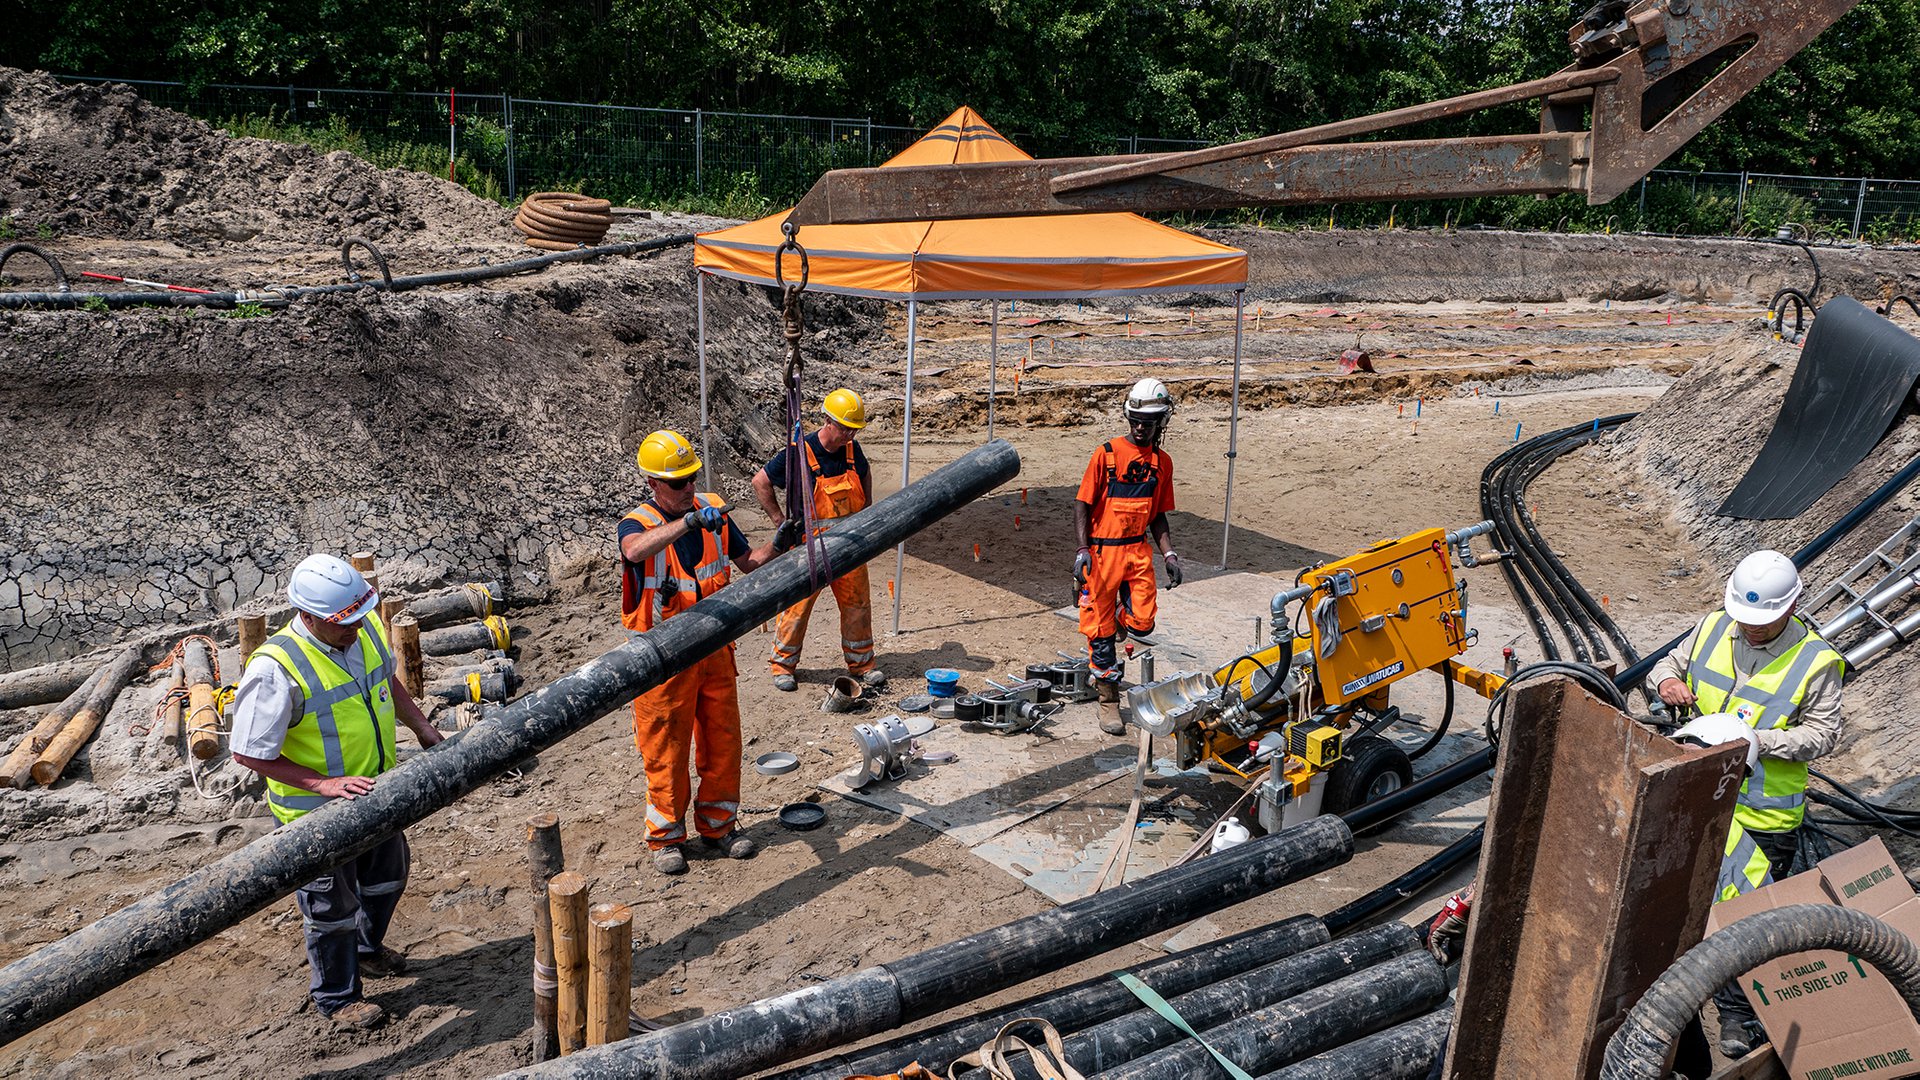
[1257,1007,1452,1080]
[0,440,1021,1047]
[1093,951,1447,1079]
[1063,923,1420,1073]
[1601,904,1920,1080]
[509,816,1354,1079]
[770,917,1332,1080]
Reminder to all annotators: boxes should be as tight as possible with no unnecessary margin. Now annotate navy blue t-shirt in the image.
[617,500,749,572]
[763,433,872,493]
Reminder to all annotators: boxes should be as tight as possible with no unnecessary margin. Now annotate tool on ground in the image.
[78,271,211,294]
[821,675,863,713]
[843,715,918,789]
[1123,522,1506,833]
[1049,652,1098,703]
[971,675,1062,733]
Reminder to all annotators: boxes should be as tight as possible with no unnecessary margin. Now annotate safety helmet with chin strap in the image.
[1124,378,1173,439]
[287,554,379,626]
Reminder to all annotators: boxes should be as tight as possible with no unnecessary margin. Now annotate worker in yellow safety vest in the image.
[621,429,779,876]
[230,553,445,1031]
[752,388,886,694]
[1654,549,1844,1059]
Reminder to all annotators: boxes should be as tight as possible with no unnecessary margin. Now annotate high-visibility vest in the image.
[620,492,732,634]
[1716,822,1774,903]
[1087,441,1166,547]
[1685,611,1844,832]
[252,616,399,824]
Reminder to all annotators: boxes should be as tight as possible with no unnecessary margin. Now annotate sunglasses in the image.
[657,475,695,490]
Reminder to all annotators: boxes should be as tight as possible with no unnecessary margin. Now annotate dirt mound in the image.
[0,67,512,252]
[1600,329,1920,794]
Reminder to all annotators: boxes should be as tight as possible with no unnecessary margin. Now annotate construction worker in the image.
[621,429,778,875]
[1075,378,1183,735]
[751,388,884,694]
[1651,549,1844,1057]
[230,553,444,1031]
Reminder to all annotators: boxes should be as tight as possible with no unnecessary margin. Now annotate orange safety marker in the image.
[887,579,895,598]
[1020,488,1028,505]
[1398,404,1404,417]
[972,543,982,562]
[1014,515,1022,531]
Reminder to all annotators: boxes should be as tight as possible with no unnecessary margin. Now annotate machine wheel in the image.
[1322,735,1414,836]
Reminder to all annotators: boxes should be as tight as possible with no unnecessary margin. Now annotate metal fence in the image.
[53,75,1920,238]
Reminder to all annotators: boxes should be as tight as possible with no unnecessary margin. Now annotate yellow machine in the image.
[1126,522,1510,831]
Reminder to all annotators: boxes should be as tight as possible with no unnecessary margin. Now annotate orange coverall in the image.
[1076,439,1174,680]
[770,440,876,677]
[621,493,742,849]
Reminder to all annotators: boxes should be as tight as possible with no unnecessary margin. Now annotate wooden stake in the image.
[393,616,425,700]
[183,638,221,762]
[1,661,113,788]
[350,551,376,572]
[550,871,589,1055]
[378,597,405,630]
[31,647,144,787]
[526,813,565,1061]
[586,902,633,1046]
[160,665,186,749]
[236,614,268,665]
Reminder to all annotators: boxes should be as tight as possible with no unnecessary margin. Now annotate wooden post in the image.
[366,572,381,596]
[350,551,376,573]
[379,597,406,630]
[586,902,633,1046]
[160,665,186,749]
[236,615,268,665]
[0,662,114,789]
[183,638,221,762]
[526,813,566,1061]
[393,616,425,700]
[31,648,145,787]
[549,871,589,1056]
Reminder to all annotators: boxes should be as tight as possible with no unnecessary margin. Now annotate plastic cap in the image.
[1673,712,1759,773]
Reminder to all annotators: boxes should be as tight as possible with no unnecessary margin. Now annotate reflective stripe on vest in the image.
[621,493,731,633]
[1685,611,1844,832]
[253,616,400,824]
[1716,823,1773,904]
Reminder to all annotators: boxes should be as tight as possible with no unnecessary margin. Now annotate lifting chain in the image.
[775,223,831,587]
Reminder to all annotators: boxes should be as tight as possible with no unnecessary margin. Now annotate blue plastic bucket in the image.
[926,669,961,697]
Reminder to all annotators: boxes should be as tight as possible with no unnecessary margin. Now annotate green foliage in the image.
[1739,184,1817,236]
[80,296,109,314]
[35,221,53,240]
[0,215,15,241]
[225,301,270,319]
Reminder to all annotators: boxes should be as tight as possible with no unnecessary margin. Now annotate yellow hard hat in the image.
[635,430,701,479]
[823,388,868,430]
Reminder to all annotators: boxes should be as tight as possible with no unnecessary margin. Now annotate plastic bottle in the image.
[1211,817,1251,854]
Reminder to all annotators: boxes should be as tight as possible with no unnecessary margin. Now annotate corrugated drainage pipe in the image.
[1601,904,1920,1080]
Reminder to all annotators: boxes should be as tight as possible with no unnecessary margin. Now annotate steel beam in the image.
[1442,678,1746,1079]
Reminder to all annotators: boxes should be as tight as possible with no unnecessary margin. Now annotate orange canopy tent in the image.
[692,107,1250,631]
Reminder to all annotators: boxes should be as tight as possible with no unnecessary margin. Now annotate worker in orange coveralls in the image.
[1075,378,1182,735]
[619,429,777,876]
[751,388,886,694]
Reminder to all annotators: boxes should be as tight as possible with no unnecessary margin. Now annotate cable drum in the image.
[513,192,615,251]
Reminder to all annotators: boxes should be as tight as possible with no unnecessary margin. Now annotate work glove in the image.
[1425,884,1474,965]
[773,519,804,554]
[1164,551,1183,589]
[1073,548,1092,586]
[682,505,725,533]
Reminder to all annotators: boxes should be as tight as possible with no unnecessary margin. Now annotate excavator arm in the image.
[785,0,1858,227]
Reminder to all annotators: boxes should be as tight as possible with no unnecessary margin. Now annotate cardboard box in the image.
[1706,836,1920,1080]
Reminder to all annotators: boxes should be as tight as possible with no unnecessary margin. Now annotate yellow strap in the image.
[466,672,483,703]
[462,582,494,618]
[484,615,511,650]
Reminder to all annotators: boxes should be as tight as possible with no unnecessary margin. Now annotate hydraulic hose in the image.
[1322,823,1484,936]
[1339,747,1494,835]
[1600,905,1920,1080]
[1406,659,1454,762]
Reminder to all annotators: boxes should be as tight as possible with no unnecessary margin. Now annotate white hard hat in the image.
[1724,549,1801,625]
[1125,377,1173,420]
[288,554,379,625]
[1673,712,1759,773]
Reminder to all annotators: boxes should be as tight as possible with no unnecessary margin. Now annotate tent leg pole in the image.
[697,272,712,492]
[894,300,917,635]
[988,299,998,444]
[1221,289,1244,571]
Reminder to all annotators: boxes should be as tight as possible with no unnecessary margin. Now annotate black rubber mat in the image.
[1720,296,1920,520]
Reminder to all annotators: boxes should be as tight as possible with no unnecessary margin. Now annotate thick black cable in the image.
[1511,416,1641,663]
[1323,823,1485,936]
[1406,670,1453,762]
[1481,435,1562,659]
